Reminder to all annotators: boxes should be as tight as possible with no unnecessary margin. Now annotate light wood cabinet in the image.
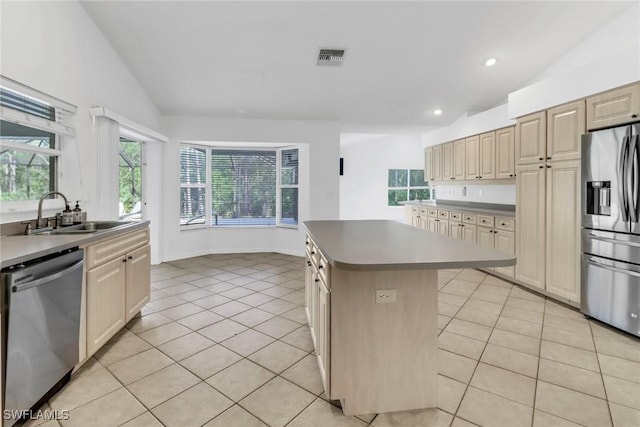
[496,127,515,179]
[515,164,546,290]
[424,147,434,181]
[84,228,151,359]
[432,145,443,182]
[465,135,480,180]
[515,111,546,165]
[494,230,515,277]
[86,257,126,356]
[477,226,494,249]
[462,224,477,243]
[125,245,151,323]
[586,82,640,130]
[427,217,438,233]
[547,100,585,162]
[449,222,463,240]
[453,139,466,180]
[545,160,581,303]
[479,131,496,179]
[317,278,331,393]
[437,219,449,236]
[442,142,454,180]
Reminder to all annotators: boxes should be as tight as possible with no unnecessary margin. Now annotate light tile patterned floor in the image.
[27,253,640,427]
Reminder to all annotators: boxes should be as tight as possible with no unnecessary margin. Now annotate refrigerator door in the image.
[630,125,640,235]
[582,125,632,234]
[581,253,640,337]
[582,229,640,265]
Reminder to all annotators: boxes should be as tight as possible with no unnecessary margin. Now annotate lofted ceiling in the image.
[81,1,633,132]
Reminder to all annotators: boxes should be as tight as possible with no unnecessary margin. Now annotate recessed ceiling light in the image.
[485,57,497,67]
[433,109,443,116]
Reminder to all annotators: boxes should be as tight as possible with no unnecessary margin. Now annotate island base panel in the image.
[330,268,438,416]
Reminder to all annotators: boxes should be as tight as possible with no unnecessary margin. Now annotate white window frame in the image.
[179,143,299,230]
[0,76,76,214]
[387,168,432,207]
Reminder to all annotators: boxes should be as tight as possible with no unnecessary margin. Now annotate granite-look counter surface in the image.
[401,200,516,218]
[0,221,150,268]
[304,220,516,271]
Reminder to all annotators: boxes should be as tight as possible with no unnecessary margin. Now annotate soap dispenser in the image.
[73,201,83,224]
[61,204,74,226]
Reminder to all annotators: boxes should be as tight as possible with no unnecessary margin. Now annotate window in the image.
[119,137,143,221]
[180,144,299,228]
[387,168,433,206]
[0,79,75,203]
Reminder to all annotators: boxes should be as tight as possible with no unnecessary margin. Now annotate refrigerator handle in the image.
[630,134,639,223]
[586,258,640,278]
[618,135,630,222]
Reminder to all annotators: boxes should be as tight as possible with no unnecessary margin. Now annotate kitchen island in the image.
[304,220,515,416]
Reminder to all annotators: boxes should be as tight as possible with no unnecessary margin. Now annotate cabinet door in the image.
[125,244,151,323]
[516,111,546,165]
[310,272,319,348]
[442,142,454,180]
[453,139,466,180]
[477,226,495,249]
[305,256,313,320]
[516,164,546,290]
[479,131,496,179]
[462,225,477,243]
[465,135,480,180]
[411,212,422,228]
[424,147,434,181]
[547,100,585,162]
[586,82,640,130]
[317,279,331,396]
[449,222,463,240]
[86,257,126,356]
[496,127,515,179]
[432,145,443,182]
[494,230,515,277]
[427,217,438,233]
[546,160,581,303]
[438,220,449,236]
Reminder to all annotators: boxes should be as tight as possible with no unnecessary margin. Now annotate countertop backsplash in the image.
[434,184,516,205]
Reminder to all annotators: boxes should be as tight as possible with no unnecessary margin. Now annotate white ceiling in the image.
[81,1,633,132]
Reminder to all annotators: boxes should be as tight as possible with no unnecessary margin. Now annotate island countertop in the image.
[304,220,516,271]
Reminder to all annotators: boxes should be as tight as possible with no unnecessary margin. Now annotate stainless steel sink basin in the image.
[33,221,132,235]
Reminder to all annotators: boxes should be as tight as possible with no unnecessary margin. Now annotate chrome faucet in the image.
[37,191,68,229]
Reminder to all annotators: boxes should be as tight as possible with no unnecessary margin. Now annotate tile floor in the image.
[25,253,640,427]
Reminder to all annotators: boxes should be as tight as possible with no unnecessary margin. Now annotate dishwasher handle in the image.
[12,259,84,293]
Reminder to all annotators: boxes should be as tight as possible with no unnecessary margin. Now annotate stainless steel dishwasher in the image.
[1,248,83,426]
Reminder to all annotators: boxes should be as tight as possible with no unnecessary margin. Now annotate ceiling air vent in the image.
[317,49,345,66]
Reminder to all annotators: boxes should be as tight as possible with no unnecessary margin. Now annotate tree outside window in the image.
[388,169,433,206]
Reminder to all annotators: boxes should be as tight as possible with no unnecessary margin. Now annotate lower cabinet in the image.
[462,224,477,243]
[449,221,463,240]
[494,229,515,277]
[305,244,331,395]
[84,228,151,359]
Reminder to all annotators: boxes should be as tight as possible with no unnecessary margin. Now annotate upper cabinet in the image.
[547,100,585,162]
[465,135,480,180]
[442,142,454,180]
[479,131,496,180]
[453,139,466,180]
[515,111,546,165]
[496,127,515,179]
[586,82,640,131]
[432,144,443,181]
[424,146,433,181]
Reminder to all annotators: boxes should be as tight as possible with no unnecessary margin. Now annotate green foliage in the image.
[119,139,142,215]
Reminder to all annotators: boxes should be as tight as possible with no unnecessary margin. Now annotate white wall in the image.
[339,134,424,221]
[161,116,340,261]
[509,2,639,118]
[0,1,165,262]
[435,185,516,205]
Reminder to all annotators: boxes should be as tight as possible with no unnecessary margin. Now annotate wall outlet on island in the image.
[376,289,397,303]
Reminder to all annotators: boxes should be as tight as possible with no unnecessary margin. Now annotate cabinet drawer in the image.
[411,206,420,215]
[85,228,149,270]
[318,252,330,288]
[449,211,462,221]
[495,217,515,231]
[427,208,438,217]
[438,209,450,219]
[477,215,495,228]
[462,213,477,224]
[419,207,429,216]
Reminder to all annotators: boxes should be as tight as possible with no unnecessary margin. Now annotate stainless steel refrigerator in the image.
[581,122,640,337]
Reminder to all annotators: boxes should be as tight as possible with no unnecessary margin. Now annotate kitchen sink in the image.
[33,221,133,235]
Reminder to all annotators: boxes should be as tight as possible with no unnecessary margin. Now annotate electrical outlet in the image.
[462,186,467,197]
[376,289,397,303]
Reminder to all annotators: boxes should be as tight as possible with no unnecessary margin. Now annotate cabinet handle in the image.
[311,251,315,254]
[494,230,498,234]
[547,165,551,168]
[314,279,320,283]
[128,256,133,260]
[319,265,324,269]
[632,114,638,118]
[539,165,544,169]
[122,259,127,263]
[539,157,544,161]
[509,174,513,177]
[547,156,551,160]
[501,223,506,226]
[307,261,311,266]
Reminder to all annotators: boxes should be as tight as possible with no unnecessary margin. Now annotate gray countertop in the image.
[0,221,150,268]
[401,200,516,218]
[304,220,516,271]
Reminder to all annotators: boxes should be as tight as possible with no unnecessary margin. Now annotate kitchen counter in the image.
[0,221,150,268]
[401,200,515,217]
[304,220,516,271]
